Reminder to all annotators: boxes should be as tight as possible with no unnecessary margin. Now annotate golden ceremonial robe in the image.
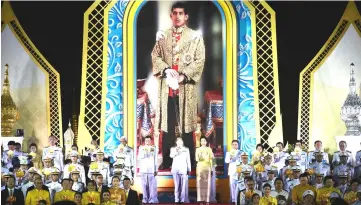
[151,26,205,133]
[109,187,126,205]
[25,189,51,205]
[316,187,341,205]
[54,190,75,202]
[291,184,317,205]
[82,191,101,205]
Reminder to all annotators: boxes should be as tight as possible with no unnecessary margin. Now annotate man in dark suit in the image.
[1,175,24,205]
[95,174,108,195]
[124,177,140,205]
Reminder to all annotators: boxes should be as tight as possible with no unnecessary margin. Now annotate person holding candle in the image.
[28,143,43,170]
[25,178,51,205]
[109,176,126,205]
[81,180,101,205]
[139,136,159,204]
[41,156,56,185]
[195,136,214,204]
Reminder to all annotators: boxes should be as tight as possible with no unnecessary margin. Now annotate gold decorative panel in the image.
[79,0,111,149]
[249,0,281,152]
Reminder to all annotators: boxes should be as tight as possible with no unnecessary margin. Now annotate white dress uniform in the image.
[239,189,262,205]
[308,162,331,176]
[236,163,255,192]
[170,146,191,203]
[2,150,24,168]
[87,161,111,185]
[72,181,85,192]
[274,151,289,172]
[42,146,64,171]
[113,144,135,182]
[333,163,354,179]
[355,150,361,166]
[307,150,329,165]
[293,151,308,172]
[337,183,348,196]
[47,180,62,202]
[63,163,86,183]
[139,145,159,204]
[333,150,354,166]
[225,149,241,202]
[284,178,300,193]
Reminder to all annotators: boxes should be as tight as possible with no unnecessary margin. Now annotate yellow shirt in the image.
[109,187,126,205]
[259,196,277,205]
[82,191,101,205]
[25,189,51,205]
[316,187,341,205]
[54,190,75,202]
[292,184,317,205]
[101,201,117,205]
[196,147,214,166]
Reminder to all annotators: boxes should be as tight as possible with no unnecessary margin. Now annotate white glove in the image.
[166,76,179,90]
[156,30,165,41]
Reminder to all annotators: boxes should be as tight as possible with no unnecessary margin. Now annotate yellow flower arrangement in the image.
[7,150,14,156]
[245,190,253,199]
[29,152,36,158]
[15,170,25,178]
[345,191,358,204]
[307,168,315,175]
[286,169,293,176]
[230,150,237,157]
[254,163,265,173]
[236,166,243,173]
[68,164,76,172]
[273,147,280,154]
[90,163,98,170]
[294,146,301,154]
[43,169,51,176]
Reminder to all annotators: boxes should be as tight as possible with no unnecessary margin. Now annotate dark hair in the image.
[251,193,260,201]
[263,183,271,189]
[144,136,151,139]
[339,140,347,145]
[15,142,21,146]
[101,189,111,202]
[299,173,309,179]
[256,144,263,149]
[171,2,188,15]
[7,175,16,182]
[351,179,360,185]
[331,198,348,205]
[71,144,78,149]
[74,191,82,197]
[274,177,284,185]
[276,142,284,147]
[112,176,120,181]
[29,143,37,148]
[8,141,15,145]
[323,175,333,184]
[52,201,77,205]
[244,176,254,183]
[87,180,96,187]
[231,140,239,144]
[61,178,74,184]
[295,140,302,144]
[314,140,322,145]
[123,177,131,182]
[200,136,207,143]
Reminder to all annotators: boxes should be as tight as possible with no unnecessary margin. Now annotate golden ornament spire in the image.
[1,64,19,136]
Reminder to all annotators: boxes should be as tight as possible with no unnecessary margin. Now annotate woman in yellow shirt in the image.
[109,176,126,205]
[196,136,214,205]
[101,190,117,205]
[28,143,43,170]
[259,183,277,205]
[82,180,101,205]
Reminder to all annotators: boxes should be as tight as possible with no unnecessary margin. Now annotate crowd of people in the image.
[2,133,361,205]
[228,140,361,205]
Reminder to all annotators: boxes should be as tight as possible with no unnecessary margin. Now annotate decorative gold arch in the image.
[297,1,361,149]
[1,2,63,145]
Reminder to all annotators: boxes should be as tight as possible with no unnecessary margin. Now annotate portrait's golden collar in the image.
[172,25,186,34]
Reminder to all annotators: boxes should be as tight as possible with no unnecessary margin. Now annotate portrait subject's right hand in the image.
[165,69,179,78]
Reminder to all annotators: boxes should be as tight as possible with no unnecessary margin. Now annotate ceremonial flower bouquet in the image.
[236,166,243,173]
[306,168,315,175]
[345,191,358,204]
[273,147,280,154]
[15,170,25,178]
[7,150,14,157]
[245,190,253,200]
[68,164,76,172]
[286,169,293,177]
[254,163,265,173]
[43,169,51,176]
[29,152,37,158]
[90,163,99,170]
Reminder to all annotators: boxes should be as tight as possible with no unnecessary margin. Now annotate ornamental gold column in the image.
[1,64,19,136]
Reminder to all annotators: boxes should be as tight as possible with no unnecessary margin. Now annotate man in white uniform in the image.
[139,136,159,204]
[307,140,329,166]
[42,136,64,172]
[170,137,191,204]
[63,151,86,184]
[113,136,135,184]
[225,140,242,203]
[332,140,354,166]
[88,151,111,185]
